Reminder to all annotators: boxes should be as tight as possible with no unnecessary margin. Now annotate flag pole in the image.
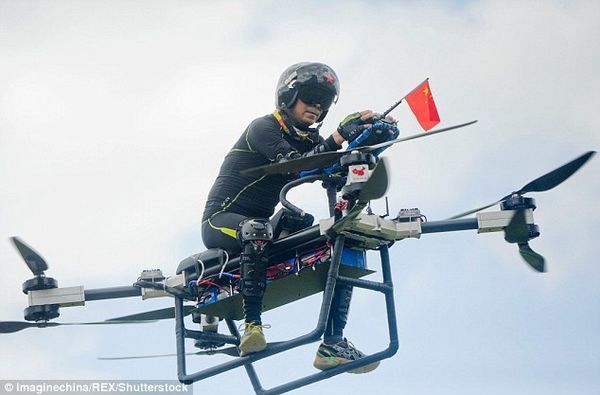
[381,77,429,118]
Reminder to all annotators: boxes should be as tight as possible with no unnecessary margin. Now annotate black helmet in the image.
[275,62,340,122]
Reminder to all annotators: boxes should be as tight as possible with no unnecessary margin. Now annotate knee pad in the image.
[238,219,273,298]
[238,218,274,245]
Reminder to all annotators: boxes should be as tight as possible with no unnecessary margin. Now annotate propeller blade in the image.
[518,243,546,272]
[98,341,288,360]
[504,209,530,244]
[330,159,389,233]
[98,352,193,361]
[446,198,504,220]
[59,320,158,327]
[0,320,154,334]
[358,158,389,203]
[362,120,478,152]
[194,345,241,357]
[242,151,342,177]
[106,305,197,322]
[98,348,236,361]
[242,121,478,177]
[331,203,367,234]
[447,151,596,220]
[0,321,59,334]
[10,237,48,275]
[517,151,596,194]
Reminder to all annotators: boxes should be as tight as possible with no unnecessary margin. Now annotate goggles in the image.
[297,85,336,110]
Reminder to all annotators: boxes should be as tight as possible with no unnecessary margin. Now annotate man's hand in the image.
[276,151,302,163]
[336,110,376,143]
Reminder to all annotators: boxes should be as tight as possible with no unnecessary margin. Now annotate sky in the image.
[1,0,599,394]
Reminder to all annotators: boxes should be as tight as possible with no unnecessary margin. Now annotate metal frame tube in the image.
[279,175,323,216]
[421,218,478,234]
[247,244,399,395]
[84,286,142,301]
[174,235,344,385]
[183,329,238,345]
[174,236,400,395]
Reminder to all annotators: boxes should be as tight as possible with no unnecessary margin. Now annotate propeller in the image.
[358,157,389,203]
[242,121,478,177]
[504,209,545,272]
[99,347,238,360]
[330,158,389,234]
[0,320,156,334]
[106,305,197,322]
[10,237,48,275]
[518,243,545,273]
[448,151,596,220]
[98,341,287,360]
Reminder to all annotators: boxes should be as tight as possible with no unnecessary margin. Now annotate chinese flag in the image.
[405,80,440,131]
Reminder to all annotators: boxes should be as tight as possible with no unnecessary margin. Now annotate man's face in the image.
[290,98,322,127]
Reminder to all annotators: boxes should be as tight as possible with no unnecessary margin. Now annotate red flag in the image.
[405,80,440,131]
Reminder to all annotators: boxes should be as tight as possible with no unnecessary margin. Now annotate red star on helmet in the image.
[325,73,334,85]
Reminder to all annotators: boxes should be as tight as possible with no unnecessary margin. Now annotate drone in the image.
[2,116,595,395]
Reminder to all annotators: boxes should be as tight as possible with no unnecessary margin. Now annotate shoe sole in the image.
[239,331,267,356]
[314,356,380,374]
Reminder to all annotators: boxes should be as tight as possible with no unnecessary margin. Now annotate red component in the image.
[351,166,366,176]
[335,199,349,211]
[326,73,334,85]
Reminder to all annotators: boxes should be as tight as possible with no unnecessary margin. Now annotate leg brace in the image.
[238,218,273,300]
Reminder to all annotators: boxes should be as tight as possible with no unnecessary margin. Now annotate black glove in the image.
[276,151,302,163]
[337,112,369,143]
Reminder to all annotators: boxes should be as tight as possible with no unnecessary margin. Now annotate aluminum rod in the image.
[175,296,189,384]
[279,174,322,217]
[84,286,142,301]
[183,329,238,345]
[174,235,402,394]
[257,244,399,395]
[421,218,478,234]
[336,275,392,293]
[225,319,265,395]
[176,235,346,385]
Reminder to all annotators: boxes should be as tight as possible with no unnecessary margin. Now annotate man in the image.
[201,62,380,373]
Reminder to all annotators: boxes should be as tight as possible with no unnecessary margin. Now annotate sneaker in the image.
[239,322,269,356]
[313,339,380,374]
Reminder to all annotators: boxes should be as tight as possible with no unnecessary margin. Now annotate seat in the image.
[178,209,314,276]
[176,248,228,275]
[270,208,314,239]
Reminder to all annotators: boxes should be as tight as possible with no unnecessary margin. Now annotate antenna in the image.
[380,196,390,218]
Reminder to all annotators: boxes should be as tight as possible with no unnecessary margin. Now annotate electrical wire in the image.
[198,279,231,295]
[195,257,205,286]
[218,250,230,279]
[219,272,240,279]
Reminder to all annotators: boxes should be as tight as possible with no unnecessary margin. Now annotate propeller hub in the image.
[22,274,60,322]
[24,304,60,322]
[504,223,540,244]
[501,195,537,211]
[22,275,58,294]
[339,152,376,169]
[194,339,226,350]
[501,196,541,244]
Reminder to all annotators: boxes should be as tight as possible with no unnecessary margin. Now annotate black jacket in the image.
[202,113,340,220]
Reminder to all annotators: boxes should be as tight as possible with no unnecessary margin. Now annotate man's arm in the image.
[246,118,341,162]
[247,110,387,162]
